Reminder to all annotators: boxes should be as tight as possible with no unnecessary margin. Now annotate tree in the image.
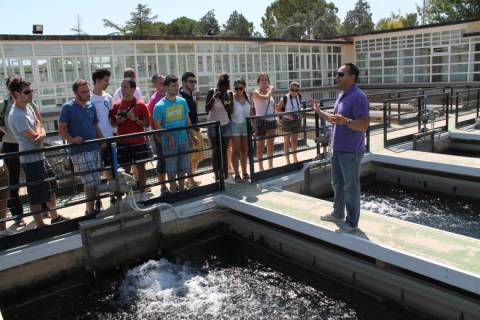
[71,14,87,35]
[261,0,339,39]
[166,17,198,35]
[103,3,159,36]
[341,0,374,34]
[424,0,480,23]
[376,12,418,31]
[195,10,220,35]
[222,11,255,37]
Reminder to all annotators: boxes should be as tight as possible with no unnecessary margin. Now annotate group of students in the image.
[0,68,305,235]
[206,72,305,184]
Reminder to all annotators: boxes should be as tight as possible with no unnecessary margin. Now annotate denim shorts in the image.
[207,122,232,138]
[230,121,248,136]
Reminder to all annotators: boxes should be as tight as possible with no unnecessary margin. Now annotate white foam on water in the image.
[119,258,227,318]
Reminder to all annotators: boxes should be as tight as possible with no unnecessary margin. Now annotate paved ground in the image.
[224,182,480,276]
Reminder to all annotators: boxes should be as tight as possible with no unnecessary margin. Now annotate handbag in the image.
[252,98,276,136]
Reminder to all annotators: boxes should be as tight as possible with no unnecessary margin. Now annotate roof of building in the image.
[0,34,350,45]
[324,17,480,40]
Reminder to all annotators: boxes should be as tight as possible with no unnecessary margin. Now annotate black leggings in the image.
[2,142,23,221]
[210,134,229,180]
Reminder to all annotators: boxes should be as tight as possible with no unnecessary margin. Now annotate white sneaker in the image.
[224,176,236,185]
[0,229,15,237]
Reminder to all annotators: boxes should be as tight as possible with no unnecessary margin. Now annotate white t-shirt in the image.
[231,95,251,123]
[253,94,275,119]
[90,92,114,137]
[112,87,143,103]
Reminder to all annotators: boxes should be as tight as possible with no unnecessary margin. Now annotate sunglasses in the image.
[22,89,33,95]
[187,80,197,84]
[336,72,346,78]
[234,87,245,91]
[290,88,299,92]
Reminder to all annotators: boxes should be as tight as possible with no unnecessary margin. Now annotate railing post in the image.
[320,100,326,134]
[315,111,321,155]
[455,93,460,129]
[445,93,449,131]
[417,96,422,132]
[215,122,225,191]
[302,101,307,148]
[246,116,256,183]
[366,100,370,152]
[110,142,118,178]
[383,102,388,147]
[477,89,480,118]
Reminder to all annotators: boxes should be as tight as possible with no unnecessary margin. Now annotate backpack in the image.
[281,94,302,112]
[0,99,8,127]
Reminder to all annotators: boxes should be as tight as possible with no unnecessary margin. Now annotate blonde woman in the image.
[252,73,276,170]
[276,81,302,164]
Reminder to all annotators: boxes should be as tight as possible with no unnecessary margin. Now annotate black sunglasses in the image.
[290,88,299,92]
[22,89,33,95]
[336,72,346,78]
[234,87,245,91]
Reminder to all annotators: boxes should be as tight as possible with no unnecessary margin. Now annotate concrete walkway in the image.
[218,182,480,295]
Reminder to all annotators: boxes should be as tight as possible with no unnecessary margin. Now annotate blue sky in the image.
[0,0,420,35]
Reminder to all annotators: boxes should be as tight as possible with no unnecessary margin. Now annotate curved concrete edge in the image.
[214,193,480,296]
[0,196,218,272]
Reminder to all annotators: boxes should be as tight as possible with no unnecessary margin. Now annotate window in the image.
[136,43,156,54]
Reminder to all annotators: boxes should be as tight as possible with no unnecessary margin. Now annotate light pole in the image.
[280,23,302,38]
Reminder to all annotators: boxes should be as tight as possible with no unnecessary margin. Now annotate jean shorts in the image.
[207,122,232,138]
[230,121,248,136]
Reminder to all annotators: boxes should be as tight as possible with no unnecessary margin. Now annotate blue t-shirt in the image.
[59,100,99,154]
[153,96,189,144]
[332,85,369,153]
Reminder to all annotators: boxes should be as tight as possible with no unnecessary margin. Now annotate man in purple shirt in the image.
[313,63,369,232]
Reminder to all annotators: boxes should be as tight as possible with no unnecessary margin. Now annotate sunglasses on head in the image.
[290,88,299,92]
[336,72,346,78]
[234,87,244,91]
[22,89,33,95]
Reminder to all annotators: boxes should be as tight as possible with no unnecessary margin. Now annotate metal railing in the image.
[382,92,450,147]
[454,88,480,128]
[246,108,321,182]
[0,121,223,250]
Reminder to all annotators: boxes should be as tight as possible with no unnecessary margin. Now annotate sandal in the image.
[242,173,250,182]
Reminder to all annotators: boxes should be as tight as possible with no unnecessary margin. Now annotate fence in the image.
[246,107,322,182]
[382,92,450,147]
[0,121,223,250]
[454,88,480,128]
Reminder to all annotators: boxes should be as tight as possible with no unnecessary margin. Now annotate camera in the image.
[117,110,128,119]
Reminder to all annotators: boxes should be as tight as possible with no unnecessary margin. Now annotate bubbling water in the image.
[361,184,480,239]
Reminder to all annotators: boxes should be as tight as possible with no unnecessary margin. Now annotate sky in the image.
[0,0,421,36]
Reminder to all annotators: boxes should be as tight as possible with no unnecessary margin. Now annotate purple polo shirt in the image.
[331,85,369,152]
